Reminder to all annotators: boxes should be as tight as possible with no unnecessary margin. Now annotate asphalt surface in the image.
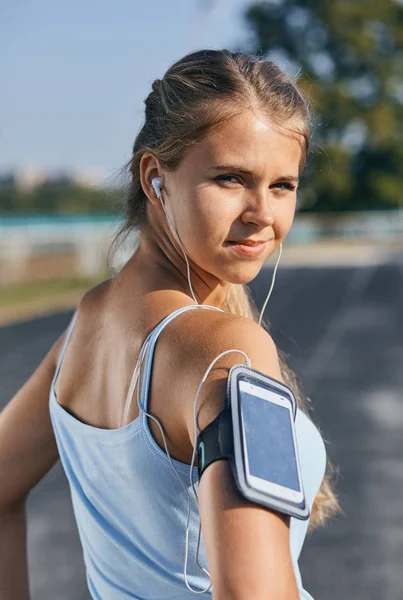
[1,253,402,600]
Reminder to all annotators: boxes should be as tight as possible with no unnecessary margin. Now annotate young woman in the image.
[0,49,340,599]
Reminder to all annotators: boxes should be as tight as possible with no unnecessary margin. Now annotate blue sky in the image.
[1,0,254,182]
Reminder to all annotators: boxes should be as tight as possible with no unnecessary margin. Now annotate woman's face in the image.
[146,108,302,293]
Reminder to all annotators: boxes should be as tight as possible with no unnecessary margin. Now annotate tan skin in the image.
[0,107,303,599]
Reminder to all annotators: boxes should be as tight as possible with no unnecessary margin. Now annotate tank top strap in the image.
[52,309,78,390]
[138,304,224,414]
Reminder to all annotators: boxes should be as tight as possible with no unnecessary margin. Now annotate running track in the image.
[1,254,402,599]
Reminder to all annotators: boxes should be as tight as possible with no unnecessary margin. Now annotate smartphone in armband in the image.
[196,364,310,521]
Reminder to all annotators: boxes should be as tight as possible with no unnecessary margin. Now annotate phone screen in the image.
[239,380,300,492]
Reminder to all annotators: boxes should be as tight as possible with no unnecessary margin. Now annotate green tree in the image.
[243,0,403,212]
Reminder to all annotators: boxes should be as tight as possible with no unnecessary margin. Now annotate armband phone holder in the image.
[196,364,310,521]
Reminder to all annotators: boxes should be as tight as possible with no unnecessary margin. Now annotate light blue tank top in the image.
[49,304,326,599]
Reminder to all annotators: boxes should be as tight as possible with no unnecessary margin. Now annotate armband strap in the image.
[196,407,233,480]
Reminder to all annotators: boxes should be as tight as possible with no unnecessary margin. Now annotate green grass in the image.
[0,271,109,310]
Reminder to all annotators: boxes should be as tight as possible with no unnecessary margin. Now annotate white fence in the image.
[0,217,127,285]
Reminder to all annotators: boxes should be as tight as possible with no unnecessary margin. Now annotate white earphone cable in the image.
[123,178,282,593]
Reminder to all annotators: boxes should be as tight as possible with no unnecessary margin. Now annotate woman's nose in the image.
[241,191,275,227]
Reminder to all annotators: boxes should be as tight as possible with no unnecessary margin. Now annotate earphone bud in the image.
[151,176,161,199]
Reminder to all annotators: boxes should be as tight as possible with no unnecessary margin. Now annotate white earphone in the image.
[151,176,162,199]
[151,176,199,305]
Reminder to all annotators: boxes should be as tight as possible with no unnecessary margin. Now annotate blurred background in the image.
[1,0,402,598]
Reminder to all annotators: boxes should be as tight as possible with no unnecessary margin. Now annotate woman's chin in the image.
[224,264,265,285]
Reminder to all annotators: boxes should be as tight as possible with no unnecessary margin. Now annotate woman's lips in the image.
[225,240,270,257]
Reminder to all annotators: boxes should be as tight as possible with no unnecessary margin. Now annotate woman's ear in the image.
[139,152,163,208]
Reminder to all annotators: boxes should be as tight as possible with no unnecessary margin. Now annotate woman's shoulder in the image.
[165,306,277,364]
[163,306,283,409]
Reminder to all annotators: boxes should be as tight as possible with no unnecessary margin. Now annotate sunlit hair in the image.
[110,48,342,531]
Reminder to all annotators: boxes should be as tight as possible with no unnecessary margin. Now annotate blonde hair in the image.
[110,49,342,531]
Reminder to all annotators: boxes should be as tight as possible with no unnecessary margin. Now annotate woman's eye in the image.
[215,175,241,185]
[272,182,297,192]
[215,176,297,191]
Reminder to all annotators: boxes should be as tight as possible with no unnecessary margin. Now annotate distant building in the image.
[15,166,48,189]
[70,167,107,187]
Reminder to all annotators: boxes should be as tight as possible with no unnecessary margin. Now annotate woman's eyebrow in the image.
[210,164,254,176]
[210,164,299,184]
[275,175,300,184]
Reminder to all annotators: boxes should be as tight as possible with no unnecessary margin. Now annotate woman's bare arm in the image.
[181,316,300,600]
[0,330,65,599]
